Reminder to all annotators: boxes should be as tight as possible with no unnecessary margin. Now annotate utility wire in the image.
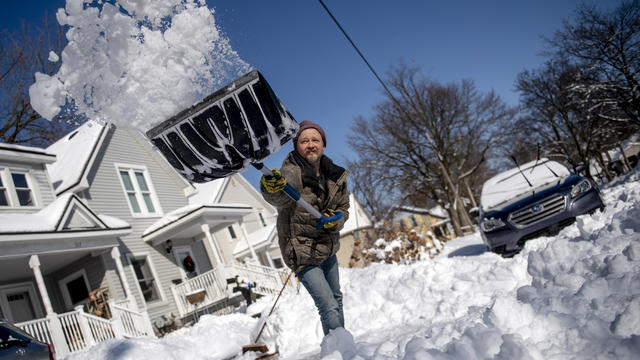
[316,0,400,107]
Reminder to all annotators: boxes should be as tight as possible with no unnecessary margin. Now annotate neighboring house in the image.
[386,205,455,241]
[187,174,284,268]
[0,122,288,356]
[336,194,374,267]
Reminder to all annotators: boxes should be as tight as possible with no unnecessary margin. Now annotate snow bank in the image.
[64,166,640,359]
[29,0,250,131]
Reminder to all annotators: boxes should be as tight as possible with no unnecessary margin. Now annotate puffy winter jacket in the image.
[261,151,350,273]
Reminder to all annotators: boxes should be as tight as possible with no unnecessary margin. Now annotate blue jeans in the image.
[298,255,344,335]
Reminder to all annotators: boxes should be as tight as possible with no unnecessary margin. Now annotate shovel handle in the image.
[254,163,324,219]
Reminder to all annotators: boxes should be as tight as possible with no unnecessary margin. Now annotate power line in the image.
[316,0,399,107]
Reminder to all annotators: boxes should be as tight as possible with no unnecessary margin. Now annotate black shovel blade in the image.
[146,70,298,182]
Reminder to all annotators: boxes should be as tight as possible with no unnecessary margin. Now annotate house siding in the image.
[78,126,194,321]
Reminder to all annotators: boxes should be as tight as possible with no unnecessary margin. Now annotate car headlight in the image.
[571,179,592,198]
[481,217,506,232]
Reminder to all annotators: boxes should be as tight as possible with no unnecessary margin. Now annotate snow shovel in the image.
[241,271,293,357]
[146,70,342,229]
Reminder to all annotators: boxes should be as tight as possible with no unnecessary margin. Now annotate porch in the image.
[1,247,155,357]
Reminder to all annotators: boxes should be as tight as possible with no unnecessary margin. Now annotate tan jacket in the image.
[261,152,350,273]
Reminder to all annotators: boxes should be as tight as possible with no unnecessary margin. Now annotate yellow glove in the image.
[322,209,338,230]
[261,169,287,193]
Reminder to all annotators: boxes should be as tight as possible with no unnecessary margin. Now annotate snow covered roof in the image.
[340,194,373,236]
[0,193,129,235]
[386,204,449,223]
[0,143,57,164]
[480,158,571,212]
[142,203,252,245]
[188,178,228,205]
[233,223,277,256]
[46,121,108,195]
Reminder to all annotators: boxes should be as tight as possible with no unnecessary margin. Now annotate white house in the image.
[0,122,288,356]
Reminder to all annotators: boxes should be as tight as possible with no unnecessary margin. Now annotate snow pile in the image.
[29,0,250,131]
[64,166,640,359]
[66,314,256,360]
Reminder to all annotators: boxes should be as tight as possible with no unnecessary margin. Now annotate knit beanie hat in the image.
[293,120,326,146]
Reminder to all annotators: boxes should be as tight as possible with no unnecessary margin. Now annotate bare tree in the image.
[347,64,517,236]
[0,16,77,147]
[547,1,640,128]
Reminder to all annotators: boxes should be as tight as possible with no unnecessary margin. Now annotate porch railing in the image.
[222,263,289,296]
[111,303,153,338]
[16,301,153,357]
[170,263,290,317]
[170,270,228,317]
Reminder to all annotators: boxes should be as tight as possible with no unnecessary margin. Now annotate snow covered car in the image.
[479,158,604,256]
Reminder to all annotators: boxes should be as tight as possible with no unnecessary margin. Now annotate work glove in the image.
[261,168,287,193]
[322,209,338,230]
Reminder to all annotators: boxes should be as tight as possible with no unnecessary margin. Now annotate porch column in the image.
[239,220,259,263]
[201,224,224,266]
[28,255,54,315]
[111,247,133,303]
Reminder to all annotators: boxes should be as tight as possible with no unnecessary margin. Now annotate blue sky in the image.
[2,0,612,188]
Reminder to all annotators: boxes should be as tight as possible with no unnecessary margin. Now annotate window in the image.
[410,215,418,227]
[272,258,284,269]
[130,255,161,303]
[58,270,90,309]
[0,176,7,206]
[116,165,161,216]
[0,169,36,208]
[228,225,237,239]
[12,173,33,206]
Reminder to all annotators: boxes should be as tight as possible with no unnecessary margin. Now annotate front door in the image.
[6,291,36,323]
[173,246,199,279]
[0,284,42,324]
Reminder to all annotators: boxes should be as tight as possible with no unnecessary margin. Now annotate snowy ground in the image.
[65,167,640,360]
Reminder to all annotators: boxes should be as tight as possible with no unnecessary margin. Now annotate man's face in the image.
[296,128,325,164]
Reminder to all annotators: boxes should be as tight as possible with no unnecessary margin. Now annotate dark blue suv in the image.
[479,159,604,256]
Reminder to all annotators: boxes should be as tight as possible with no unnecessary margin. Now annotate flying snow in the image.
[29,0,251,131]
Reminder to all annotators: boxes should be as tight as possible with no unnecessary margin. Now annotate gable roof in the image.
[189,178,229,204]
[188,173,276,214]
[0,193,130,235]
[46,121,108,195]
[386,204,449,223]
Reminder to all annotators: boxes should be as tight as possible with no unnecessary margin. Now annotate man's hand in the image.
[261,169,287,193]
[322,209,338,230]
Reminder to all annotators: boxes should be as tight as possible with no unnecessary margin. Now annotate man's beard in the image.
[305,153,320,164]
